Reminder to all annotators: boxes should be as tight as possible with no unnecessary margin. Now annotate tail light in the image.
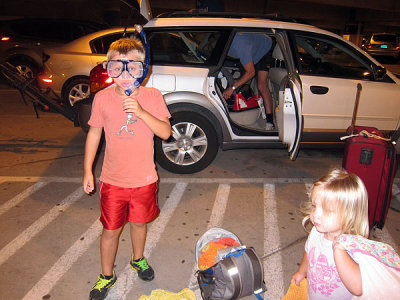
[1,36,11,41]
[90,64,113,94]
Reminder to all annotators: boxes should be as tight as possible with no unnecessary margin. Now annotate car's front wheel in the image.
[155,111,219,174]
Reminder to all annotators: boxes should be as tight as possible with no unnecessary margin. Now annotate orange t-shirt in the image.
[88,86,171,188]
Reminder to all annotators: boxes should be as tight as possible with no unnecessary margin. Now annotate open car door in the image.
[274,31,303,160]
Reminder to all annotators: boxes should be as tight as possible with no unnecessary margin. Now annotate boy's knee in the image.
[102,228,121,240]
[130,222,146,228]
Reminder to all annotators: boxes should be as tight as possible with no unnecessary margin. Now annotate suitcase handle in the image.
[349,83,362,135]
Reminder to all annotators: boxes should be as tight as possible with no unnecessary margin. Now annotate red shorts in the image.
[99,181,159,230]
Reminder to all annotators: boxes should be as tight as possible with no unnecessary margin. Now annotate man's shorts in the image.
[99,181,159,230]
[255,52,274,72]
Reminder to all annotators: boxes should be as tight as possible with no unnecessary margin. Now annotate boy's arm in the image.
[333,242,362,296]
[138,112,171,140]
[82,126,103,194]
[291,251,308,286]
[122,96,171,140]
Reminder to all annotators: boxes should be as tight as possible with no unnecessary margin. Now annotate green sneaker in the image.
[130,256,154,281]
[89,271,117,300]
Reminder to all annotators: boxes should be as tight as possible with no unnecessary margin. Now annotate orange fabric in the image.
[281,279,307,300]
[89,86,170,188]
[198,237,240,270]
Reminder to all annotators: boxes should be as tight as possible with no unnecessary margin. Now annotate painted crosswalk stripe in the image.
[0,187,84,266]
[107,182,188,300]
[0,181,46,216]
[188,183,231,297]
[22,219,103,300]
[264,184,284,299]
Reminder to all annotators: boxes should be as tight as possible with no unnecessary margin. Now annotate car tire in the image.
[8,57,38,79]
[155,111,219,174]
[63,77,90,107]
[76,98,92,133]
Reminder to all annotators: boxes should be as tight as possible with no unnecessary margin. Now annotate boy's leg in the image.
[130,222,147,260]
[129,222,154,281]
[90,227,122,299]
[101,226,124,275]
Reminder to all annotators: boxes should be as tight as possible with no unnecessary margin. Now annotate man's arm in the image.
[222,61,255,99]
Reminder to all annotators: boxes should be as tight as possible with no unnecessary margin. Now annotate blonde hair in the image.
[107,37,145,62]
[302,168,369,237]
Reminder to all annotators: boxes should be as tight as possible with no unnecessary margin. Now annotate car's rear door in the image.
[274,30,303,160]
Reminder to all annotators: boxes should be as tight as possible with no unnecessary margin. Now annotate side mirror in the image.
[373,65,386,80]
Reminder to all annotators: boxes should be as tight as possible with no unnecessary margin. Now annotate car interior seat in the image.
[268,44,287,102]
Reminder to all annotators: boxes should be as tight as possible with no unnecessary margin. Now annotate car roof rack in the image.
[156,11,309,25]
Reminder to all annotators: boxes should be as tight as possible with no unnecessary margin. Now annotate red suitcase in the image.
[342,83,397,229]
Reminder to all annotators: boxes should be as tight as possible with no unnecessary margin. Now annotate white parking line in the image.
[107,182,188,300]
[22,219,103,300]
[263,184,284,299]
[0,181,46,216]
[1,177,398,299]
[188,183,231,297]
[0,187,84,266]
[1,176,399,185]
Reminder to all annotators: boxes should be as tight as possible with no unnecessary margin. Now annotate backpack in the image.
[195,228,266,300]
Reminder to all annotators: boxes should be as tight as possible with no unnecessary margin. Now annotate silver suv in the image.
[80,12,400,174]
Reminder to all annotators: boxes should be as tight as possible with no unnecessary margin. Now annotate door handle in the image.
[310,86,329,94]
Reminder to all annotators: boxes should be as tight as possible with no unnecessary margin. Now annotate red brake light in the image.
[41,78,53,83]
[1,36,10,41]
[90,64,113,94]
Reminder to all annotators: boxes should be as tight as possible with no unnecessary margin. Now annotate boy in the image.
[82,36,171,300]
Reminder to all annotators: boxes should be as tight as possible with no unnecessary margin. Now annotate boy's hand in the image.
[82,172,95,194]
[122,97,145,118]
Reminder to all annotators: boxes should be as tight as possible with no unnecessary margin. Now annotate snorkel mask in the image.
[104,24,150,96]
[105,59,144,79]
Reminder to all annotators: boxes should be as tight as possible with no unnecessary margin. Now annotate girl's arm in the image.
[333,242,362,296]
[82,126,103,194]
[291,251,308,286]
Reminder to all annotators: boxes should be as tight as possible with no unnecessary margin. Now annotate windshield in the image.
[373,34,397,43]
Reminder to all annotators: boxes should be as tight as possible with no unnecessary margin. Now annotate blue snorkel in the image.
[124,24,150,96]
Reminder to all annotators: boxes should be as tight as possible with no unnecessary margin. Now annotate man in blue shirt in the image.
[223,32,274,130]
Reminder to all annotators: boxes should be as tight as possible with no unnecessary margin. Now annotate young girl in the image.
[291,168,369,299]
[291,168,400,299]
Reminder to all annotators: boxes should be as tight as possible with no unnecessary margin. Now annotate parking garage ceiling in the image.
[150,0,400,34]
[2,0,400,35]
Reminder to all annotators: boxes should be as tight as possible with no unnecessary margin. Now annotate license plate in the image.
[380,45,388,49]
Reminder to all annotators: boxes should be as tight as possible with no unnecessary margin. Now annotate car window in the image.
[90,31,136,54]
[147,30,223,66]
[70,23,102,40]
[292,32,373,80]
